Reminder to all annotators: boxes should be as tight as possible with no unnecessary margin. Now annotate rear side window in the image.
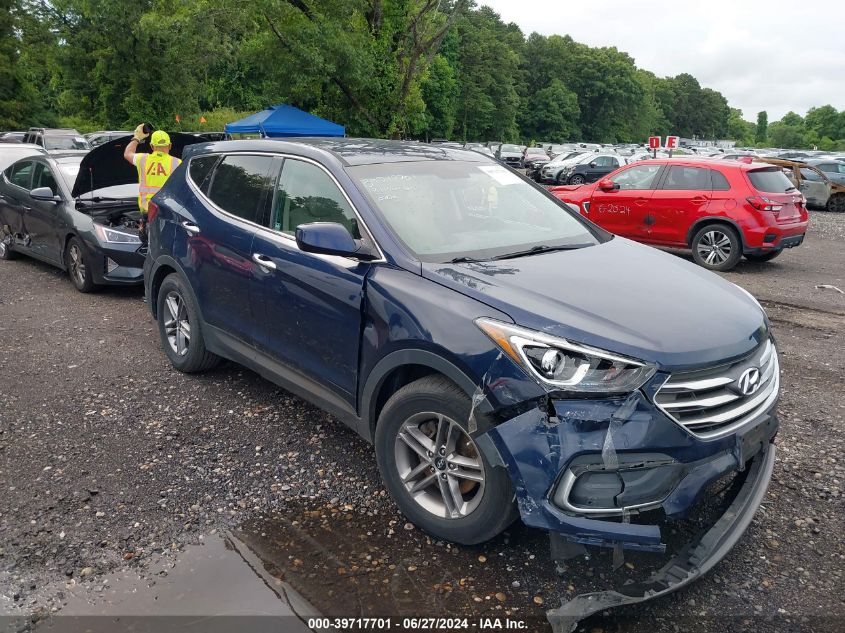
[747,168,796,193]
[710,170,731,191]
[206,154,274,224]
[9,161,34,189]
[272,159,360,238]
[189,155,219,193]
[661,166,711,190]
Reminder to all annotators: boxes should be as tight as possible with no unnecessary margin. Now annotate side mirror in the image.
[30,187,60,202]
[295,222,377,260]
[598,179,618,191]
[589,162,597,168]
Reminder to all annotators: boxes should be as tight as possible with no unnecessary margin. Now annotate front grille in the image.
[654,339,779,438]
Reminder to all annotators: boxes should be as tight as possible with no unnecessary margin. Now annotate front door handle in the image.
[252,253,277,270]
[181,221,200,234]
[634,198,649,206]
[22,205,32,212]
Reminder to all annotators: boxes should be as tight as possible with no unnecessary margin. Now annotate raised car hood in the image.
[71,132,206,198]
[421,238,767,370]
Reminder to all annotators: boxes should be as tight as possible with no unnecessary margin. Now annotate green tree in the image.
[727,108,755,145]
[420,54,458,139]
[755,111,768,143]
[521,79,580,141]
[804,105,841,140]
[0,0,42,128]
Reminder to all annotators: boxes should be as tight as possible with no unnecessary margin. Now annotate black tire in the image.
[156,273,220,373]
[568,174,586,185]
[744,250,782,263]
[65,237,95,293]
[690,223,743,271]
[0,234,18,260]
[375,375,518,545]
[826,193,845,213]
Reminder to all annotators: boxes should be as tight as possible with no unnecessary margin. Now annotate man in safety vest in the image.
[123,124,181,244]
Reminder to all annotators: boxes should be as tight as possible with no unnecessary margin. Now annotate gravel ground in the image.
[1,211,843,632]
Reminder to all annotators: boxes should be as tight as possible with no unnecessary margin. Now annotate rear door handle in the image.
[690,197,709,205]
[181,221,200,234]
[252,253,277,270]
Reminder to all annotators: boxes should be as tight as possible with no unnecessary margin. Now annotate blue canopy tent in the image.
[224,105,345,137]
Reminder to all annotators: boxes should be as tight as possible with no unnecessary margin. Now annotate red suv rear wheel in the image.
[691,224,743,271]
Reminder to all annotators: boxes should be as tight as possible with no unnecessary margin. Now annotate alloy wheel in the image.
[697,230,732,266]
[394,412,485,519]
[163,291,191,356]
[68,244,86,286]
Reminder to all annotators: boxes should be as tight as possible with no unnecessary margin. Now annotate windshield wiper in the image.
[490,244,585,260]
[784,186,798,192]
[448,256,486,264]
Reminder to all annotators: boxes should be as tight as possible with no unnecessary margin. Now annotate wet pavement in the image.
[3,533,314,632]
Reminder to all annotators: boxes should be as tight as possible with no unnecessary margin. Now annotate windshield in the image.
[44,135,91,151]
[526,148,545,155]
[347,160,601,263]
[500,144,522,153]
[748,167,799,193]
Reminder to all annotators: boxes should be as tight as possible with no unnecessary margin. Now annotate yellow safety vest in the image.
[134,152,181,213]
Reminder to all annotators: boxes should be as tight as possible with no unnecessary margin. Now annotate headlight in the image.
[93,223,141,245]
[476,318,656,394]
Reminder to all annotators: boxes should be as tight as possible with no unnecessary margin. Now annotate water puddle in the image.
[22,534,316,633]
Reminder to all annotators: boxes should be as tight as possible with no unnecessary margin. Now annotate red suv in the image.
[550,159,810,271]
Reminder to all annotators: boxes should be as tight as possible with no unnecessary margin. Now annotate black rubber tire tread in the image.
[826,193,845,213]
[156,273,220,373]
[65,236,95,293]
[690,223,743,271]
[375,374,518,545]
[744,250,782,263]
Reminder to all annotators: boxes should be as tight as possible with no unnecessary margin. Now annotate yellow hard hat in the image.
[150,130,171,147]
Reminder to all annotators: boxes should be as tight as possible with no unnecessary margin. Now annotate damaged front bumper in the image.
[546,443,776,631]
[480,389,778,553]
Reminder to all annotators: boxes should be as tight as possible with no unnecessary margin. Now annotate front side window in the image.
[661,166,711,190]
[272,159,359,237]
[348,160,601,263]
[206,154,274,224]
[8,161,34,189]
[799,168,823,182]
[32,163,59,194]
[611,164,662,190]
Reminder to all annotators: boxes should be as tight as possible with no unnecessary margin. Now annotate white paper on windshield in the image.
[75,137,86,143]
[477,165,522,186]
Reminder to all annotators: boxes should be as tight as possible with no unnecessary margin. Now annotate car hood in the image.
[71,132,206,198]
[421,238,767,370]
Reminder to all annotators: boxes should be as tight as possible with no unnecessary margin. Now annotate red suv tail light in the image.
[746,196,783,213]
[147,200,159,223]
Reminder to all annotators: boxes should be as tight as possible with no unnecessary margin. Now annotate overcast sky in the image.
[480,0,845,122]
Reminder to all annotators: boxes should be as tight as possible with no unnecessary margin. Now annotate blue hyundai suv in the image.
[144,139,777,611]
